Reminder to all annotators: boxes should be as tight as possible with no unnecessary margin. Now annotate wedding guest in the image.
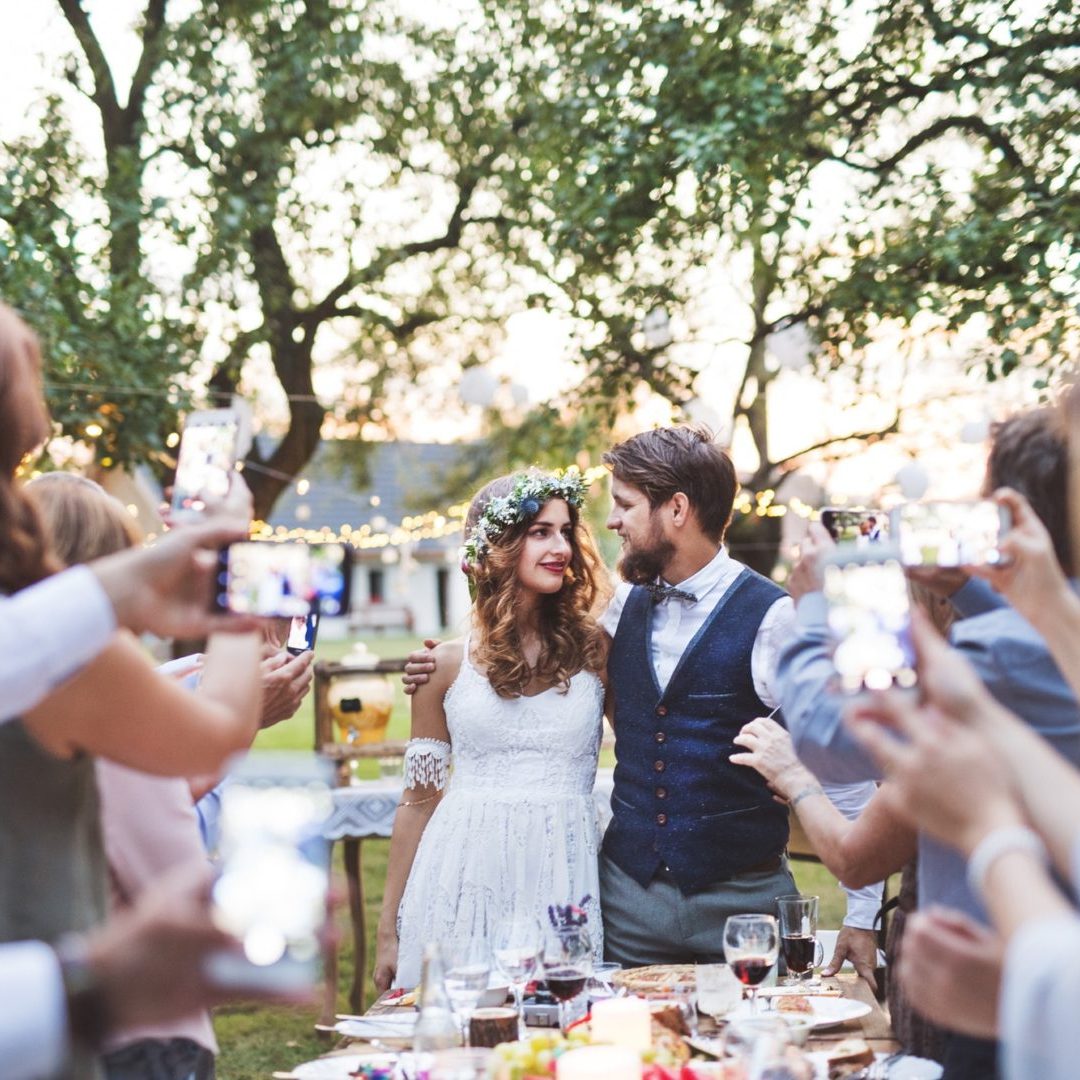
[0,303,262,1080]
[847,613,1080,1080]
[0,864,302,1080]
[375,470,609,990]
[778,399,1079,1079]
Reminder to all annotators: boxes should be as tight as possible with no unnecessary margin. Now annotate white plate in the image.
[727,995,871,1030]
[291,1052,397,1079]
[806,1051,942,1079]
[335,1014,417,1040]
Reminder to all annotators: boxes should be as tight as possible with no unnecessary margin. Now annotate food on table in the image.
[776,994,814,1015]
[825,1037,875,1077]
[487,1031,591,1080]
[613,964,697,993]
[648,1000,691,1037]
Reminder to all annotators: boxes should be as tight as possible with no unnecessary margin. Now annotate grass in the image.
[215,634,882,1077]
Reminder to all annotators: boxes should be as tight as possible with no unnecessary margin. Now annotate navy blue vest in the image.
[603,567,790,893]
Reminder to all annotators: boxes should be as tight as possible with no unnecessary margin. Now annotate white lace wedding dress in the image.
[393,646,605,988]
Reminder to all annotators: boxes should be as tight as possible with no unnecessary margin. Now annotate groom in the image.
[596,426,877,972]
[405,426,880,978]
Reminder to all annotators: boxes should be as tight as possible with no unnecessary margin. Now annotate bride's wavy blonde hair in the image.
[467,472,609,698]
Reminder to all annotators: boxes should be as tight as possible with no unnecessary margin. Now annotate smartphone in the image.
[213,541,352,617]
[891,500,1010,567]
[820,507,888,545]
[823,548,917,694]
[205,753,333,993]
[170,409,246,521]
[286,613,320,655]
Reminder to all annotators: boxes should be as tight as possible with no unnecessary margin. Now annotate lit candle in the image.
[555,1044,640,1080]
[589,996,651,1052]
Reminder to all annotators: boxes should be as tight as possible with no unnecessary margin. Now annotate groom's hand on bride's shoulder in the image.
[402,639,441,695]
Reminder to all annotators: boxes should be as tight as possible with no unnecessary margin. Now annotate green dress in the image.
[0,719,107,1080]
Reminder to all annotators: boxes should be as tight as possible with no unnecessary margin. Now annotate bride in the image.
[374,470,610,990]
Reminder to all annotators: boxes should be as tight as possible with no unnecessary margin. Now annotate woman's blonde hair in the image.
[467,472,609,698]
[26,473,143,566]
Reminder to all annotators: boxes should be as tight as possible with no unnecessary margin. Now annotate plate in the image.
[727,995,871,1030]
[335,1014,417,1041]
[806,1051,943,1079]
[291,1052,397,1079]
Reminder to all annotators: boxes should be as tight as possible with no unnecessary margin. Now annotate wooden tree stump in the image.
[468,1007,519,1048]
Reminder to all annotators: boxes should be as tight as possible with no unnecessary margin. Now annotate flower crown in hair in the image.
[460,469,588,572]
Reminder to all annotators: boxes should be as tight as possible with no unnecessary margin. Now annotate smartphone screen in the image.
[820,508,889,545]
[206,754,333,993]
[286,614,320,655]
[215,541,351,617]
[171,411,240,519]
[891,500,1008,567]
[824,554,916,693]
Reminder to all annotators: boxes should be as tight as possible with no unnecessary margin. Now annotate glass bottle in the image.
[414,943,462,1054]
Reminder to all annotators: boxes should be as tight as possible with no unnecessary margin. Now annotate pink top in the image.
[95,759,218,1055]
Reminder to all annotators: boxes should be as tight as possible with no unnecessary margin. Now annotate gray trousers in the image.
[600,850,797,966]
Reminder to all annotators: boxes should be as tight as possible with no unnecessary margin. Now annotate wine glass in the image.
[492,915,542,1038]
[440,938,491,1045]
[722,914,778,1015]
[776,894,825,988]
[540,926,593,1033]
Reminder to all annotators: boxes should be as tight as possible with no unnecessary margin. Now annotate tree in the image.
[6,0,1074,529]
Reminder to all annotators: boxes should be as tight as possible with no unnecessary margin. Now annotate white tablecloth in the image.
[324,768,616,841]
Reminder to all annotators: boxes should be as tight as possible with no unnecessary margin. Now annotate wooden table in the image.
[346,973,897,1055]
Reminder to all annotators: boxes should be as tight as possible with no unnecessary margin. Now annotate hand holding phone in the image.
[891,500,1011,568]
[170,409,246,522]
[824,548,917,693]
[214,541,352,618]
[205,753,333,994]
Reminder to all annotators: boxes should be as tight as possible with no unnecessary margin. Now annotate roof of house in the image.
[265,439,478,549]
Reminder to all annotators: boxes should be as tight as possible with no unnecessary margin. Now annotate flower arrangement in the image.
[547,896,592,931]
[460,469,588,571]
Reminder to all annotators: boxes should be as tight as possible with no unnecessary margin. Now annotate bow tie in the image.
[645,582,698,605]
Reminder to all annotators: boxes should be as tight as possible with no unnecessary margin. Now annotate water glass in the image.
[441,938,491,1045]
[694,962,743,1022]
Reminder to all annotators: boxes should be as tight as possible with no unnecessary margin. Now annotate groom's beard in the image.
[618,524,676,586]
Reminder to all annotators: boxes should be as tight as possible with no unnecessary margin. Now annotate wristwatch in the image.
[54,935,112,1051]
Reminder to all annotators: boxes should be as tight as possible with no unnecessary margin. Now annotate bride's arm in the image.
[374,640,462,992]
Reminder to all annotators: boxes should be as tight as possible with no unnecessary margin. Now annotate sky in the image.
[1,1,1046,506]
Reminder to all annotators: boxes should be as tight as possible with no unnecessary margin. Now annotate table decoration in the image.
[554,1045,640,1080]
[589,997,651,1052]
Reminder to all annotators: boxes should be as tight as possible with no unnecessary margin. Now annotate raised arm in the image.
[374,639,461,992]
[24,630,262,778]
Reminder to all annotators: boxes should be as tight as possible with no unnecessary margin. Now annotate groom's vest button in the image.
[655,787,667,799]
[654,732,667,743]
[655,705,668,717]
[656,813,668,826]
[653,760,666,773]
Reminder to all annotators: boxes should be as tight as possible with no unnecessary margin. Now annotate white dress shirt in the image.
[601,547,882,929]
[1,565,117,723]
[0,941,67,1079]
[1000,835,1080,1080]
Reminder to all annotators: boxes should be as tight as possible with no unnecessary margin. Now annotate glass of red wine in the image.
[722,913,778,1015]
[540,926,593,1033]
[776,894,825,988]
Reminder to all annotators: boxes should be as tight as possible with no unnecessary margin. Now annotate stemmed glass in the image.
[722,914,779,1015]
[440,937,491,1045]
[540,926,593,1033]
[492,915,542,1038]
[776,894,825,988]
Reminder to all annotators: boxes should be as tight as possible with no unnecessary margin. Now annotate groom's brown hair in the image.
[603,424,737,543]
